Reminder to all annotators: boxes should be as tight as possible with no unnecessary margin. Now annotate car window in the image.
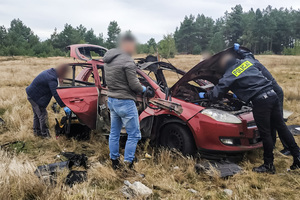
[162,70,183,88]
[86,66,106,86]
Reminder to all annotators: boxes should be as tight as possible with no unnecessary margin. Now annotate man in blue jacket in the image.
[26,64,70,138]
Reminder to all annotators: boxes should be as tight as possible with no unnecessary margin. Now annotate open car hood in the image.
[170,47,250,95]
[138,61,185,74]
[67,44,108,61]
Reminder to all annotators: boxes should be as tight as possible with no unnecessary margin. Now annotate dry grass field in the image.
[0,55,299,200]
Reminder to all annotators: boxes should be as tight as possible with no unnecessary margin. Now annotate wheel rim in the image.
[165,128,184,151]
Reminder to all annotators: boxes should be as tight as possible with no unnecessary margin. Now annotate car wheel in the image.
[160,123,196,155]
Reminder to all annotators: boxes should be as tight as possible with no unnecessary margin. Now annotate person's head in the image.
[201,51,212,61]
[219,53,235,69]
[118,33,137,55]
[56,64,69,79]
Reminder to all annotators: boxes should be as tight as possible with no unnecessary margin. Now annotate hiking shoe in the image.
[280,148,291,156]
[290,157,300,170]
[124,161,134,169]
[252,164,276,174]
[111,159,121,170]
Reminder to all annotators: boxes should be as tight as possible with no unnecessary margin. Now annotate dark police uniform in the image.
[205,57,300,169]
[237,50,288,149]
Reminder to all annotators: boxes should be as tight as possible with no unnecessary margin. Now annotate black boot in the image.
[252,163,276,174]
[124,161,134,169]
[111,159,120,170]
[290,157,300,170]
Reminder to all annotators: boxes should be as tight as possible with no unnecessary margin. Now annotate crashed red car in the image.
[56,44,262,157]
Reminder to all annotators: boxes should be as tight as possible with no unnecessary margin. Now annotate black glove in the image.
[144,86,155,97]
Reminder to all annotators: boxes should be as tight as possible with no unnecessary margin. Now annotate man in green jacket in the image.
[103,34,146,169]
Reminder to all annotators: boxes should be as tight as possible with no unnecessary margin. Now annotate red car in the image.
[56,44,262,157]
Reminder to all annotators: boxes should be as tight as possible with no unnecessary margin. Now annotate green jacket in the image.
[103,48,143,101]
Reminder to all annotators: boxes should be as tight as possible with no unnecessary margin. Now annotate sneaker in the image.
[111,159,121,170]
[252,163,276,174]
[279,148,291,156]
[290,157,300,170]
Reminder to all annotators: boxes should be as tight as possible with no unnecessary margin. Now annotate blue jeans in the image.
[107,97,141,162]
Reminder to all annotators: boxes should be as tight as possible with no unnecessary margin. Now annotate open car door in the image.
[57,63,99,129]
[57,86,98,130]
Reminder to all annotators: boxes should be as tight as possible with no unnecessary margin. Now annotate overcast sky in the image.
[0,0,299,43]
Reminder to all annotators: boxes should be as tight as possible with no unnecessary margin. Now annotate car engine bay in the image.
[174,83,252,114]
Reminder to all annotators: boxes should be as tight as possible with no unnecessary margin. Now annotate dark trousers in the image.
[271,87,289,149]
[252,93,300,164]
[27,96,49,136]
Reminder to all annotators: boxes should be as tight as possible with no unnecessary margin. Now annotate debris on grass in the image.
[223,189,233,196]
[145,153,152,159]
[65,170,87,187]
[195,160,242,178]
[187,188,198,194]
[173,166,180,170]
[121,180,153,198]
[34,152,89,186]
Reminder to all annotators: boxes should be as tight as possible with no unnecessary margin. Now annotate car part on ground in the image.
[195,160,242,178]
[55,115,91,140]
[34,152,88,186]
[65,170,88,187]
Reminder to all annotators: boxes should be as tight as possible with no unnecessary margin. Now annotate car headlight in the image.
[201,108,242,124]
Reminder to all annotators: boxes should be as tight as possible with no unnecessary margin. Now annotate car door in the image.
[57,64,99,130]
[57,86,98,129]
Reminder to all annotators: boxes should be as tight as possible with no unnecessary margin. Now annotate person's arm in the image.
[206,74,234,101]
[124,62,144,93]
[234,43,255,59]
[48,79,65,107]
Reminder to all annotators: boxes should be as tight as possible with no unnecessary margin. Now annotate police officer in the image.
[199,49,300,174]
[234,44,291,155]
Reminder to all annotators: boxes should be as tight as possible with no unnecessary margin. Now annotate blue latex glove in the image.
[234,43,240,51]
[64,107,71,115]
[142,86,146,93]
[232,94,237,98]
[199,92,206,99]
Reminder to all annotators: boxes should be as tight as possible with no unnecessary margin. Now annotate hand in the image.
[199,92,206,99]
[145,86,155,97]
[64,107,71,115]
[234,43,240,51]
[142,86,147,93]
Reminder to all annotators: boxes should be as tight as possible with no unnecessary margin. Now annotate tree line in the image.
[0,4,299,58]
[172,5,300,55]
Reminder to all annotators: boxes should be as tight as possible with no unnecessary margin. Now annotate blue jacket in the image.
[26,68,65,107]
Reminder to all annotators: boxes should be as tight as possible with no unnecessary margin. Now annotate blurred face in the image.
[220,53,234,69]
[120,40,136,55]
[56,64,69,79]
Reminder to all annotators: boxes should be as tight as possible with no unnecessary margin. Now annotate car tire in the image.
[159,123,196,155]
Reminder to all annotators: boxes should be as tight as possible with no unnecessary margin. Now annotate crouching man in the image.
[103,34,146,169]
[26,64,70,138]
[199,50,300,173]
